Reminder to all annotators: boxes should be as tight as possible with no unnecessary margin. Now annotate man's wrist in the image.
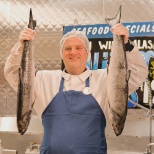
[125,39,134,52]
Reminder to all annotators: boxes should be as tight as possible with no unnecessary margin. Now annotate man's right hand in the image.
[19,27,36,45]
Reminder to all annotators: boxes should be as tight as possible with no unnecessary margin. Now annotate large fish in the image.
[17,8,36,135]
[105,6,130,136]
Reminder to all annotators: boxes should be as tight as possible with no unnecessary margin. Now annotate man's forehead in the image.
[64,37,85,46]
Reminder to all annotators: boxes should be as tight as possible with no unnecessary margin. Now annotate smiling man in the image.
[61,31,89,75]
[4,24,148,154]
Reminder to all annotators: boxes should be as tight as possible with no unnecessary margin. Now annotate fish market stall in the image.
[0,0,154,153]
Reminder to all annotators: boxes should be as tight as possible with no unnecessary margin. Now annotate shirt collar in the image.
[62,67,92,82]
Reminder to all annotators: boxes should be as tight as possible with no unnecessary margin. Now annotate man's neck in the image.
[65,67,86,75]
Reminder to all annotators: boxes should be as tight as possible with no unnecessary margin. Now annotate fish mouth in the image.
[17,120,29,135]
[17,110,32,135]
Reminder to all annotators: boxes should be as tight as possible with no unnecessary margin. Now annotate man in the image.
[4,23,148,154]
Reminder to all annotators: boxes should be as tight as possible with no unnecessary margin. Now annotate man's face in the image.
[62,37,88,72]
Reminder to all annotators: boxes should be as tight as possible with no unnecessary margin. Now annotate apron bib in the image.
[41,77,107,154]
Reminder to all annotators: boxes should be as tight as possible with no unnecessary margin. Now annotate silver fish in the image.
[105,6,130,136]
[17,8,36,135]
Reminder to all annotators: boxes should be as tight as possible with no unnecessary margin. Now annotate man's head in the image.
[60,30,90,58]
[60,30,90,75]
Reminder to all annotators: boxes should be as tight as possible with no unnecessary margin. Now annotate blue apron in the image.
[41,77,107,154]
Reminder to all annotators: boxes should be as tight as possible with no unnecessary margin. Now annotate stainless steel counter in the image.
[0,116,43,134]
[3,149,17,154]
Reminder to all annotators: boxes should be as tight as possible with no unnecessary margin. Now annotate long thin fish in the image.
[105,6,130,136]
[17,8,36,135]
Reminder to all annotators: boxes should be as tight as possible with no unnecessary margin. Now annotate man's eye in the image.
[76,47,82,50]
[65,48,71,51]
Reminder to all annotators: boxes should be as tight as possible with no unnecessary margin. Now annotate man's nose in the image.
[70,48,77,54]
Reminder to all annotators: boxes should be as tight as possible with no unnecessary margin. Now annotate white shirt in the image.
[4,41,148,119]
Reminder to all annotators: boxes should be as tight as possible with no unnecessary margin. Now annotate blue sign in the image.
[63,21,154,38]
[63,22,154,108]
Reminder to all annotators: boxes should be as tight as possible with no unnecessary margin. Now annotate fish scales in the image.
[17,39,34,135]
[105,6,130,136]
[107,35,128,136]
[17,9,36,135]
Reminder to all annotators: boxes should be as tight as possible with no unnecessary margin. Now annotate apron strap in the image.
[59,77,64,92]
[85,77,90,87]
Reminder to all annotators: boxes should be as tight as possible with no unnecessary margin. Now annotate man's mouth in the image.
[69,57,79,60]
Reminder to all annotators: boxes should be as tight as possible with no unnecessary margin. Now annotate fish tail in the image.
[105,5,121,27]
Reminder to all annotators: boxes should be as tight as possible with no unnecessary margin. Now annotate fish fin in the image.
[106,59,110,74]
[106,64,109,74]
[127,70,131,81]
[28,8,36,30]
[105,5,121,27]
[33,20,37,29]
